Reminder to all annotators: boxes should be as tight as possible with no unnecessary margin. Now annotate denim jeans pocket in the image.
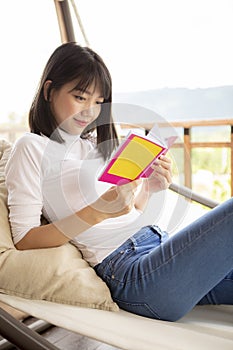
[94,243,134,283]
[113,297,162,320]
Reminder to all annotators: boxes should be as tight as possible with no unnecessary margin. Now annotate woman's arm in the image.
[15,205,102,250]
[16,180,141,250]
[6,135,142,251]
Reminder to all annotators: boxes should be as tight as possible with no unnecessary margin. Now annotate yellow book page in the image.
[108,135,163,180]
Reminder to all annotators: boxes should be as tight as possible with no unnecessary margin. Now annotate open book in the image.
[98,125,177,185]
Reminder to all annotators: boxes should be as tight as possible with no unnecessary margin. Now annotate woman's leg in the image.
[198,269,233,305]
[95,197,233,321]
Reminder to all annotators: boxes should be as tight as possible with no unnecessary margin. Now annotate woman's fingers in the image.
[92,179,142,219]
[118,179,142,195]
[150,156,173,189]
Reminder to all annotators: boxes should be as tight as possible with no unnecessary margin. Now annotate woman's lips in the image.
[73,118,89,127]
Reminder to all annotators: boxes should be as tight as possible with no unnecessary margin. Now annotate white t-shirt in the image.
[5,130,144,266]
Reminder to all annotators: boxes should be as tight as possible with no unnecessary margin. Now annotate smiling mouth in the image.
[73,118,89,127]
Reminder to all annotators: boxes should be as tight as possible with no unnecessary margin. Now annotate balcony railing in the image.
[1,118,233,198]
[121,118,233,199]
[169,119,233,196]
[0,126,28,144]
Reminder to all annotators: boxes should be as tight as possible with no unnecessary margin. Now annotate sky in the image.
[0,0,232,122]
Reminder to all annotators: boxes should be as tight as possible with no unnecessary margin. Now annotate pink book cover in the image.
[98,128,177,185]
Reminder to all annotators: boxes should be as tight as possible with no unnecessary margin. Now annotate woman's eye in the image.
[96,100,104,105]
[75,95,85,101]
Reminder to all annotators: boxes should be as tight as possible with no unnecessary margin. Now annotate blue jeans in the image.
[94,197,233,321]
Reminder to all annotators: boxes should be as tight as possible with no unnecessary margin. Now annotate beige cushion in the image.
[0,139,118,311]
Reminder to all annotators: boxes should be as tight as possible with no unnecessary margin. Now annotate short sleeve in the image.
[5,134,45,244]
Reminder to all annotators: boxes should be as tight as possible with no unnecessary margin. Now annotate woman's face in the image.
[45,80,104,134]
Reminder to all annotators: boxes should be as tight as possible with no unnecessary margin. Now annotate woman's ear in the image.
[43,80,52,101]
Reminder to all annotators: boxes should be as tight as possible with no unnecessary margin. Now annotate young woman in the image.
[5,42,233,322]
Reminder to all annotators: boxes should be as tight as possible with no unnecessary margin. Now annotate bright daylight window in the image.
[0,0,61,130]
[1,0,232,123]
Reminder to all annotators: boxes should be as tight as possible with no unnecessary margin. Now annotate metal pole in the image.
[0,307,59,350]
[54,0,75,43]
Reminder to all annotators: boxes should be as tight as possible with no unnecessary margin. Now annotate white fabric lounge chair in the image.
[0,139,232,350]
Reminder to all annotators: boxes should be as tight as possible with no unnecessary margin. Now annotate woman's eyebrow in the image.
[72,88,103,98]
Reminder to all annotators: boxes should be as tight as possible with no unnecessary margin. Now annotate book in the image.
[98,125,177,185]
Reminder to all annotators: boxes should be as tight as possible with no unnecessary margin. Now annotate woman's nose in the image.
[81,103,100,117]
[81,105,94,117]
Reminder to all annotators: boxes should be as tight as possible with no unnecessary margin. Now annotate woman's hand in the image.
[133,156,172,212]
[147,155,172,193]
[92,179,142,220]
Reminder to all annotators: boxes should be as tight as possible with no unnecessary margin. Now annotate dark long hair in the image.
[29,42,119,159]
